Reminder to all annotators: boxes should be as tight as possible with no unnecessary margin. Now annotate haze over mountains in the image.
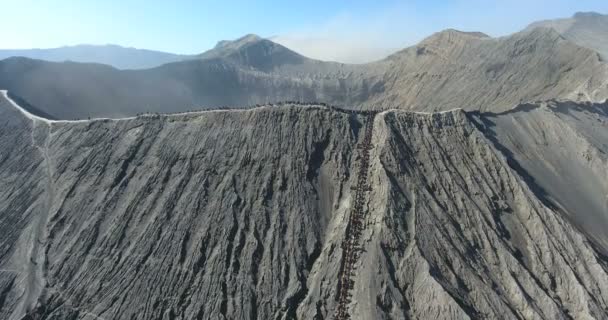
[0,44,190,70]
[527,11,608,59]
[0,11,608,320]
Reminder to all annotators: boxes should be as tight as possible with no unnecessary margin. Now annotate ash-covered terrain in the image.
[1,10,608,320]
[0,90,607,319]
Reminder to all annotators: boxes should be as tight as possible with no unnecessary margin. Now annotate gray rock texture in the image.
[365,28,608,112]
[471,100,608,253]
[0,92,607,319]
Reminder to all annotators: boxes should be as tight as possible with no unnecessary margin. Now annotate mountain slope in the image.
[471,99,608,251]
[0,92,607,319]
[0,57,191,119]
[368,28,608,111]
[0,44,190,70]
[527,12,608,60]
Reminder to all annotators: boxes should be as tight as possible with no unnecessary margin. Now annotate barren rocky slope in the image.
[527,12,608,60]
[0,92,607,319]
[471,100,608,252]
[367,28,608,111]
[2,26,607,119]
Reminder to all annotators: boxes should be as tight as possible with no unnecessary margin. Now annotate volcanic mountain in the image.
[0,12,608,320]
[1,24,607,119]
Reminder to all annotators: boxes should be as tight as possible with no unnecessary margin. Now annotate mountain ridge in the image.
[525,11,608,59]
[0,44,192,70]
[0,16,607,119]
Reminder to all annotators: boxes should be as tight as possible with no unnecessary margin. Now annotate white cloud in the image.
[271,35,397,64]
[271,7,425,63]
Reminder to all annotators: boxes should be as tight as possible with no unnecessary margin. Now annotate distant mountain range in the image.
[0,44,191,70]
[0,12,606,119]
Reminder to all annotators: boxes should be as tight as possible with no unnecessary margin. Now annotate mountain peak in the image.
[442,29,490,38]
[236,34,262,43]
[413,29,489,54]
[573,11,604,19]
[421,29,489,45]
[199,34,305,70]
[214,34,263,49]
[385,28,489,61]
[204,34,270,59]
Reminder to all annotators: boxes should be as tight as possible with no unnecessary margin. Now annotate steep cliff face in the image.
[0,92,364,319]
[0,93,607,319]
[471,100,608,252]
[364,111,608,319]
[0,94,49,319]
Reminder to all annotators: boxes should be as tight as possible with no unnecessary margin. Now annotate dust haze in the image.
[272,0,608,63]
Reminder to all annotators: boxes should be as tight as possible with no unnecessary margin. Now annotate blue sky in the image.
[2,0,608,62]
